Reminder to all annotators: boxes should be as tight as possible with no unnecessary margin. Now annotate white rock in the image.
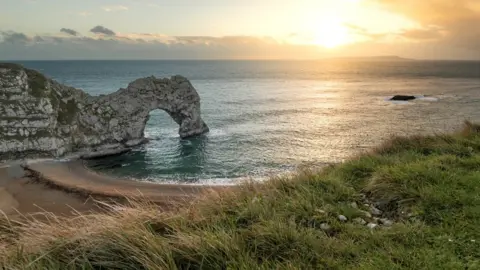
[361,210,372,218]
[350,202,358,208]
[379,218,394,227]
[320,223,331,230]
[370,206,383,216]
[353,218,367,225]
[109,118,119,128]
[367,223,378,229]
[338,215,348,222]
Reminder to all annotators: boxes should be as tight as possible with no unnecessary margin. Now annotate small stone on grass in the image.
[361,210,372,218]
[353,218,367,225]
[379,218,394,227]
[320,223,331,230]
[370,206,382,216]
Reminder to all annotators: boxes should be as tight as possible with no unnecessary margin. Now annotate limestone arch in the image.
[89,75,210,142]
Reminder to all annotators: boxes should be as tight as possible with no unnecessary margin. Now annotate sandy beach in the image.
[0,165,99,218]
[0,160,225,219]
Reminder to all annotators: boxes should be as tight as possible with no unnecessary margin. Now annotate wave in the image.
[137,172,284,186]
[206,128,228,138]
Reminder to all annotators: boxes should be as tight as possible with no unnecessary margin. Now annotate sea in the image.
[14,60,480,184]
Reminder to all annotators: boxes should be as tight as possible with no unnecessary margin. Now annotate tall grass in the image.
[1,122,480,269]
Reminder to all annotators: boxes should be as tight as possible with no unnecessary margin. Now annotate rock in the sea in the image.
[0,63,209,160]
[390,95,416,101]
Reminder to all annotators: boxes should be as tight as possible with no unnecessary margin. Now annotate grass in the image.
[1,122,480,269]
[24,69,48,98]
[57,98,78,124]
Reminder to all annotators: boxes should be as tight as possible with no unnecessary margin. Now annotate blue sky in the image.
[1,0,479,60]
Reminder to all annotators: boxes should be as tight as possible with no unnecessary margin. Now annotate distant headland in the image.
[323,55,414,61]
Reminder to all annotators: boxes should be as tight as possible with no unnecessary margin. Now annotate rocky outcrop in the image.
[390,95,416,101]
[0,63,209,160]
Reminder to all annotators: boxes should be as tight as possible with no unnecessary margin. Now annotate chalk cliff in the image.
[0,63,209,160]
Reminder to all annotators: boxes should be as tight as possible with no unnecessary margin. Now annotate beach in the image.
[0,165,98,218]
[0,160,224,219]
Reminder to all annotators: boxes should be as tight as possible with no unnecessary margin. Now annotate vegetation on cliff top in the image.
[1,122,479,269]
[24,69,48,99]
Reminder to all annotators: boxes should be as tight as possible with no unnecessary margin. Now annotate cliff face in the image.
[0,63,209,160]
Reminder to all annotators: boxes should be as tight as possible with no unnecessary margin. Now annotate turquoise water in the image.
[16,60,480,184]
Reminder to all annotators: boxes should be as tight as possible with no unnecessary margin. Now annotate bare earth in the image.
[0,160,224,219]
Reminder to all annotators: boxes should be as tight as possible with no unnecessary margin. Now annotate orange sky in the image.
[0,0,479,60]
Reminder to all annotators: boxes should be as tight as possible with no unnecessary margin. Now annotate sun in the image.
[313,17,350,48]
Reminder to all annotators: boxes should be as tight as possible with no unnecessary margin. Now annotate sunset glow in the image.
[0,0,479,60]
[313,17,351,48]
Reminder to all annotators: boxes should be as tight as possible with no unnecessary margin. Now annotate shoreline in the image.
[26,160,225,200]
[81,159,245,186]
[0,159,228,218]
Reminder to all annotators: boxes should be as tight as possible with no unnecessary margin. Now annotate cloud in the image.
[344,22,443,42]
[60,28,79,36]
[0,28,478,60]
[102,5,128,12]
[343,23,388,40]
[0,31,324,60]
[116,33,174,43]
[90,25,116,36]
[372,0,480,50]
[400,26,445,40]
[0,31,30,44]
[33,36,44,43]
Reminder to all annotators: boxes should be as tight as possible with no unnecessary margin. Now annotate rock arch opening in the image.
[144,109,179,139]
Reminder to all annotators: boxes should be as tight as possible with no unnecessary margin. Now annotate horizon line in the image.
[2,58,480,62]
[2,55,480,62]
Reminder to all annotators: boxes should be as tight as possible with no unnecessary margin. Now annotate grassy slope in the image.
[1,123,480,269]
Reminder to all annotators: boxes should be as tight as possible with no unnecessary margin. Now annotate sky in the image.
[0,0,479,60]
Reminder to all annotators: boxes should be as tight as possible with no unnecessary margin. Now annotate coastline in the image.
[3,123,479,269]
[26,160,225,200]
[0,159,227,218]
